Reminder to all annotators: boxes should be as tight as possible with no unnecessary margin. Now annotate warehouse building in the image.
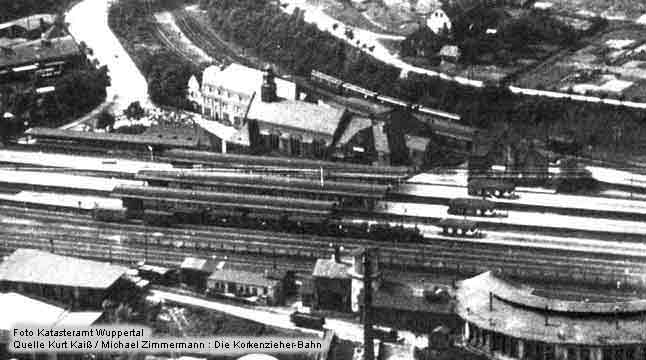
[0,249,131,310]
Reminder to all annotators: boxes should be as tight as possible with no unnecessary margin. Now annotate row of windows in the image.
[211,281,269,296]
[203,86,247,103]
[467,323,645,360]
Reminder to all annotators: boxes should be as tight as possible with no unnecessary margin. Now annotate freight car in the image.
[112,185,336,217]
[447,198,498,217]
[438,218,483,238]
[290,311,325,330]
[467,179,517,198]
[96,184,424,243]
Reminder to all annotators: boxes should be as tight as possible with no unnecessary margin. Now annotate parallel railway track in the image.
[2,204,645,288]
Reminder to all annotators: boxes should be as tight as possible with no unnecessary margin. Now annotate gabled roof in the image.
[247,99,346,140]
[312,259,350,279]
[201,63,297,100]
[0,35,80,69]
[336,116,372,146]
[0,249,127,289]
[208,269,280,288]
[180,257,223,273]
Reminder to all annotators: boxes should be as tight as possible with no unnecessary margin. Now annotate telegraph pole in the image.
[363,250,375,360]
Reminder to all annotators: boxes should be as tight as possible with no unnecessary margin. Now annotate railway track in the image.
[1,204,645,288]
[173,10,250,67]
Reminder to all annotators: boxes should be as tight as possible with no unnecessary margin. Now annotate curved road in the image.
[66,0,152,112]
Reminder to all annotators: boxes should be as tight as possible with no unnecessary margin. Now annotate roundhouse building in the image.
[457,272,646,360]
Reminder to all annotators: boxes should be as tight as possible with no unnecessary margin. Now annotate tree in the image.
[123,101,145,119]
[96,110,116,129]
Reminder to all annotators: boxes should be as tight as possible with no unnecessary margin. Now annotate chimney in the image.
[363,251,374,360]
[261,65,277,103]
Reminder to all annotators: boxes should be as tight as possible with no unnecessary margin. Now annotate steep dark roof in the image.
[208,269,280,288]
[26,127,200,148]
[0,249,127,289]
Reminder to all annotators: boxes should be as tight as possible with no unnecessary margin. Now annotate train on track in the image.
[310,70,462,121]
[136,170,389,209]
[94,182,425,243]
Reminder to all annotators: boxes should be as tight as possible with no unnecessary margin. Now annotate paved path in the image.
[151,290,365,342]
[66,0,153,112]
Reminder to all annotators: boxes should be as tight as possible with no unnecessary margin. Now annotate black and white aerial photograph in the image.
[2,0,646,359]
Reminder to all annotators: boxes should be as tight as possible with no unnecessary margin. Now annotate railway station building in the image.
[456,272,646,360]
[191,63,351,158]
[0,249,131,310]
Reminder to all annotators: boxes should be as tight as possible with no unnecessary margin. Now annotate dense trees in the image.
[200,0,646,161]
[201,0,401,94]
[0,0,71,23]
[0,66,110,137]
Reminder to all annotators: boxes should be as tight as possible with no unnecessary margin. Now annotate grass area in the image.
[515,23,646,101]
[547,0,646,20]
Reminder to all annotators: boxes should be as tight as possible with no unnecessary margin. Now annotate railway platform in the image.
[395,183,646,219]
[0,149,173,174]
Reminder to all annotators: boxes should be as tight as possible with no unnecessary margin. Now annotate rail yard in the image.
[2,147,646,292]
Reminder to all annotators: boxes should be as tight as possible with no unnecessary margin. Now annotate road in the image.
[66,0,152,112]
[279,0,483,87]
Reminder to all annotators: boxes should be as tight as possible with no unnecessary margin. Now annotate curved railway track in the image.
[1,204,645,288]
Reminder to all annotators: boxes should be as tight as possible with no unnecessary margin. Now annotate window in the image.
[263,287,268,295]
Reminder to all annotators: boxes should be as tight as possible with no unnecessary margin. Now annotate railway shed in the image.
[458,272,646,360]
[111,184,337,217]
[136,170,389,209]
[25,127,203,154]
[0,249,132,310]
[160,149,414,183]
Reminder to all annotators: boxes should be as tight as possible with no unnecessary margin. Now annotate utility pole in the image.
[363,250,374,360]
